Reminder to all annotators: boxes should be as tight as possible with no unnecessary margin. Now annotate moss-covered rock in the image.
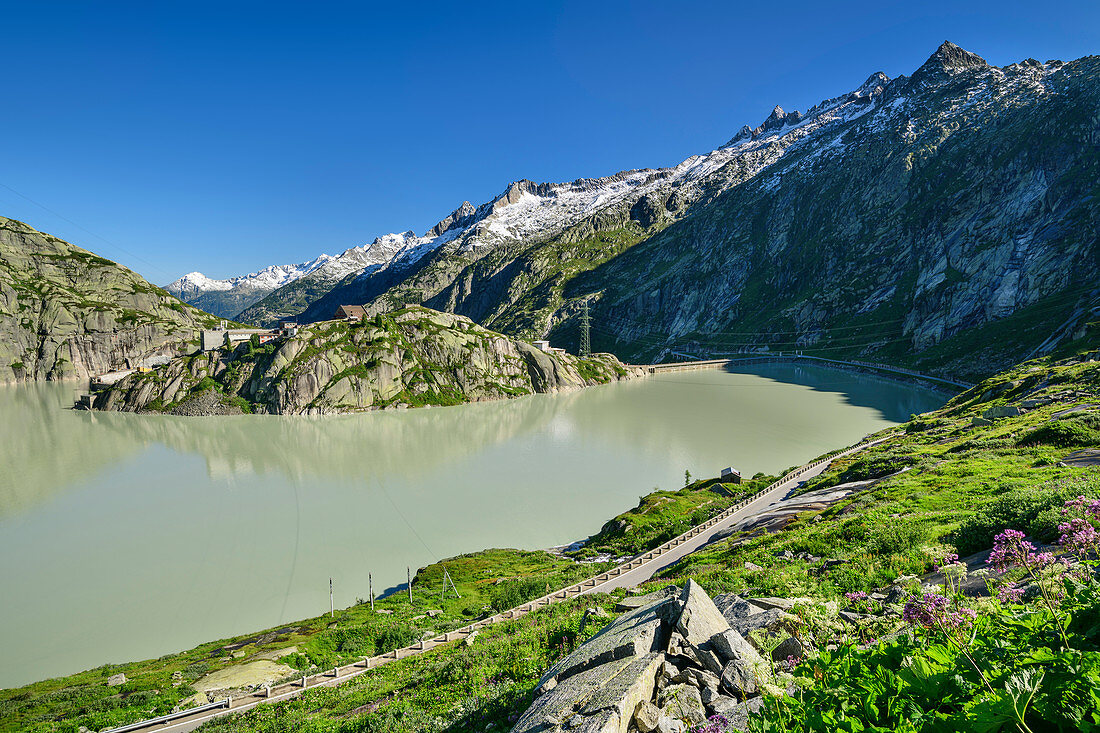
[0,217,223,383]
[96,306,642,415]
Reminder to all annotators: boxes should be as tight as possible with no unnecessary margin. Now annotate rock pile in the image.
[511,581,803,733]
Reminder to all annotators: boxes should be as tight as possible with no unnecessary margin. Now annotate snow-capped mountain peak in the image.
[167,257,332,296]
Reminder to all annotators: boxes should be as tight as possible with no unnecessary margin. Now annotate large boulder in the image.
[712,594,765,622]
[708,695,764,730]
[537,594,678,692]
[615,584,680,613]
[729,608,788,637]
[515,581,781,733]
[711,629,772,699]
[513,653,664,733]
[668,580,732,675]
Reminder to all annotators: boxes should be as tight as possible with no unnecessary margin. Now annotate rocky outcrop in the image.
[513,581,795,733]
[95,306,641,415]
[0,217,222,384]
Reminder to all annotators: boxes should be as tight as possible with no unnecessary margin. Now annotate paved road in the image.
[583,442,870,595]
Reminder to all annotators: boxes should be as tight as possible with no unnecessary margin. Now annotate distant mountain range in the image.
[154,42,1100,378]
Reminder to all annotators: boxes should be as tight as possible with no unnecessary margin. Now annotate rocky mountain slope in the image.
[165,237,428,322]
[581,43,1100,379]
[234,209,477,327]
[94,306,640,415]
[290,101,863,332]
[0,217,223,384]
[238,42,1098,382]
[165,257,332,319]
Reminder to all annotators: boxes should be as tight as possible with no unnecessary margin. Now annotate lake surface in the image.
[0,364,946,687]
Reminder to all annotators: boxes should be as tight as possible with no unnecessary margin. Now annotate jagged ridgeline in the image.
[0,217,223,383]
[95,306,640,415]
[227,42,1099,382]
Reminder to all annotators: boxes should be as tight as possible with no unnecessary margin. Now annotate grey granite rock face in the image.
[514,582,794,733]
[538,594,677,691]
[633,700,662,733]
[657,684,707,726]
[674,580,733,646]
[727,609,790,639]
[0,217,221,384]
[668,580,734,675]
[616,585,681,613]
[771,636,804,662]
[708,695,764,730]
[710,629,772,699]
[712,594,764,622]
[513,653,663,733]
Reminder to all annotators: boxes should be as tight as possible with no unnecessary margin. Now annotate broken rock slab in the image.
[537,594,677,692]
[513,653,663,733]
[772,636,804,662]
[709,695,764,730]
[727,608,792,639]
[658,683,707,726]
[711,629,772,698]
[712,593,765,622]
[667,579,732,675]
[675,580,732,645]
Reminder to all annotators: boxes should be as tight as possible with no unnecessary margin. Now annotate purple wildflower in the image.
[902,592,949,627]
[934,552,959,571]
[903,592,977,637]
[988,529,1054,573]
[997,582,1024,604]
[1058,516,1100,555]
[691,714,732,733]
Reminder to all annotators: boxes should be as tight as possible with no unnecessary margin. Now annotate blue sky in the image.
[2,0,1098,283]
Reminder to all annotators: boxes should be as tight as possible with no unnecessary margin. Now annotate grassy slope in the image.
[667,347,1100,600]
[6,335,1099,732]
[0,550,613,733]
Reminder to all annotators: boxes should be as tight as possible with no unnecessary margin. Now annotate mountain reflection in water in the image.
[0,365,947,687]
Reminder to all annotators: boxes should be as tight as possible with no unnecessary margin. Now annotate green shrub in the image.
[374,625,418,654]
[181,661,209,681]
[192,376,218,393]
[1018,417,1100,448]
[489,578,546,612]
[823,564,868,593]
[279,652,310,670]
[330,626,375,656]
[953,475,1100,554]
[865,519,926,556]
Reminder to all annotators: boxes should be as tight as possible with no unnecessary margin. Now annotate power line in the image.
[0,181,176,281]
